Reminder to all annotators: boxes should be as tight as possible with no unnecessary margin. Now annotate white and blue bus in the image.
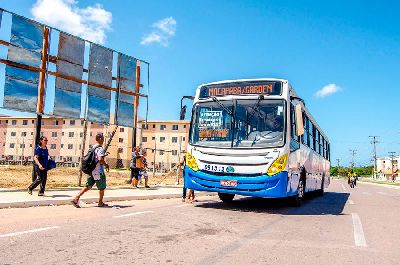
[184,78,330,205]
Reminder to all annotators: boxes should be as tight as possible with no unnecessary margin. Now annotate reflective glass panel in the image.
[5,66,39,83]
[117,101,134,128]
[3,77,38,112]
[57,33,85,65]
[53,88,81,119]
[55,60,83,93]
[8,45,42,67]
[88,44,112,99]
[0,10,3,28]
[87,95,110,125]
[119,93,134,104]
[10,15,43,53]
[118,53,136,92]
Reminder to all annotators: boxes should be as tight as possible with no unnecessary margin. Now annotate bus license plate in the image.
[220,180,237,187]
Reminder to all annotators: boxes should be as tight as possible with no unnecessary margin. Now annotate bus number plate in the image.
[204,164,225,172]
[220,180,237,187]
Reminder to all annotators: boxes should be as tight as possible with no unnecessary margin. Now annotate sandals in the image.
[98,202,109,207]
[71,200,81,208]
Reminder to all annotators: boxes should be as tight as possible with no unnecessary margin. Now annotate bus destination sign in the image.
[199,81,281,99]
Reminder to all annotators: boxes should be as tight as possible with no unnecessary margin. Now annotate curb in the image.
[359,181,400,189]
[0,192,210,209]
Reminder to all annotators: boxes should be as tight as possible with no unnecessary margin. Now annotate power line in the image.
[349,149,357,169]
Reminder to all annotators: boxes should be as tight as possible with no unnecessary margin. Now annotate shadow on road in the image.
[195,192,350,216]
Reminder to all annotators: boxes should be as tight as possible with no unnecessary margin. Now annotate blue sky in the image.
[0,0,399,166]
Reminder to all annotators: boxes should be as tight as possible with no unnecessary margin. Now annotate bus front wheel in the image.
[218,193,235,202]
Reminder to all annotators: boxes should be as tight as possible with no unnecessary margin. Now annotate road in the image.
[0,180,399,265]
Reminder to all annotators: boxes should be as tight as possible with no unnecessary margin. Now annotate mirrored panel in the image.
[119,92,134,104]
[5,66,39,83]
[3,76,38,112]
[0,10,3,28]
[87,95,110,125]
[8,45,41,67]
[116,101,134,128]
[88,44,112,99]
[53,88,81,119]
[58,33,85,65]
[10,15,43,53]
[55,60,83,93]
[118,53,136,92]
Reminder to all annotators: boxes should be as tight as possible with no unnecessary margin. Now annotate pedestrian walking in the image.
[71,133,109,208]
[130,147,141,188]
[180,155,195,203]
[138,150,150,188]
[27,136,49,196]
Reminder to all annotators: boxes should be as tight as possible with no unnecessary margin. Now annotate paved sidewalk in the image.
[0,185,203,209]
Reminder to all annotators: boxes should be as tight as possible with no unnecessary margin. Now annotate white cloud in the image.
[315,83,342,98]
[31,0,112,44]
[141,17,177,47]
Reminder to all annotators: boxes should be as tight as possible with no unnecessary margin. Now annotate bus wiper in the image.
[212,97,233,116]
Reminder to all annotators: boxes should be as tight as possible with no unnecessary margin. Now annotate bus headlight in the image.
[186,153,199,171]
[267,154,288,176]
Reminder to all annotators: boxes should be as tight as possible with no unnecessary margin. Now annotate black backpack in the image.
[81,146,100,175]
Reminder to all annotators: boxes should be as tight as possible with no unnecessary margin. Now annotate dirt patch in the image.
[0,165,181,189]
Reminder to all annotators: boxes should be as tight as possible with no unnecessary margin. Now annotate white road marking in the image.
[341,183,347,191]
[113,211,153,218]
[0,226,60,238]
[351,213,367,247]
[348,200,355,205]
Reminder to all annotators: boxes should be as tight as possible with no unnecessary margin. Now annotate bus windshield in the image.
[190,99,285,148]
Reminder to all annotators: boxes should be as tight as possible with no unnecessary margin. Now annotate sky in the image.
[0,0,399,166]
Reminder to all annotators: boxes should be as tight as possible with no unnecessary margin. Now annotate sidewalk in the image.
[0,185,202,209]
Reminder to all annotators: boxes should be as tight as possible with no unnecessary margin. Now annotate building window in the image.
[172,150,178,156]
[183,137,186,141]
[12,120,17,125]
[120,128,124,132]
[41,120,45,126]
[52,132,57,137]
[21,132,27,137]
[81,120,84,126]
[69,132,74,138]
[70,120,75,125]
[52,120,59,126]
[159,150,164,155]
[119,138,124,143]
[142,124,147,129]
[50,156,55,160]
[67,156,72,162]
[22,120,28,125]
[29,144,32,147]
[32,120,34,124]
[142,137,147,143]
[61,144,64,148]
[20,144,25,148]
[184,125,187,128]
[11,132,16,136]
[31,132,33,135]
[118,148,123,153]
[80,132,83,138]
[172,125,178,130]
[152,137,155,140]
[152,124,156,129]
[68,144,73,149]
[90,132,93,136]
[10,143,15,148]
[50,144,56,149]
[160,124,166,130]
[62,132,65,136]
[160,137,165,143]
[172,137,178,143]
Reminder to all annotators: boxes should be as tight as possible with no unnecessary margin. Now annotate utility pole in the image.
[369,136,379,179]
[336,159,341,178]
[350,149,357,169]
[176,136,182,184]
[388,151,397,182]
[152,140,156,178]
[78,119,88,186]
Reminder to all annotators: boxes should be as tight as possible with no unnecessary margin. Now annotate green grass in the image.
[360,178,400,186]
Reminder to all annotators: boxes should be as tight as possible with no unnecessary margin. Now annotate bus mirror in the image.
[180,105,187,120]
[295,104,304,136]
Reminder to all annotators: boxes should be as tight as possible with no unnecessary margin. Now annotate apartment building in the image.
[0,117,190,170]
[377,156,399,179]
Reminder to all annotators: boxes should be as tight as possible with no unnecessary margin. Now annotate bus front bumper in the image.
[184,167,288,198]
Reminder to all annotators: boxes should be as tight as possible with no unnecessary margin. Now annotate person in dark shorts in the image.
[28,136,50,196]
[71,133,109,208]
[130,147,141,188]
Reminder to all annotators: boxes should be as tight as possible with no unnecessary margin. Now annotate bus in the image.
[184,78,330,205]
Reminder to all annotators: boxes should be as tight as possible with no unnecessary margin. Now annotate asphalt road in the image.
[0,180,399,265]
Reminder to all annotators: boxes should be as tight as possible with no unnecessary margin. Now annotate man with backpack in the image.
[71,133,110,208]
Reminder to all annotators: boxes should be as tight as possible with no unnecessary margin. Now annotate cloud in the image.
[315,83,342,98]
[141,17,176,47]
[31,0,112,44]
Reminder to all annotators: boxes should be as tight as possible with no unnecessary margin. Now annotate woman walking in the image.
[28,136,50,196]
